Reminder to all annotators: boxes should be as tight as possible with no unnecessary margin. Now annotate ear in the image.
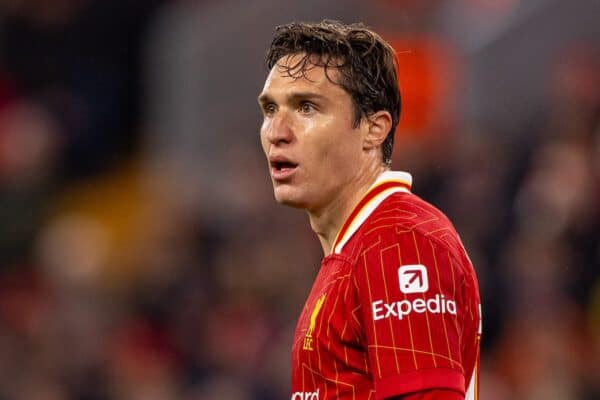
[363,110,392,151]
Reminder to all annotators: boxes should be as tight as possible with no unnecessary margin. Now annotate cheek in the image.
[310,120,356,163]
[259,124,270,155]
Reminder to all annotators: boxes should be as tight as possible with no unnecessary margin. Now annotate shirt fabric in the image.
[291,171,481,400]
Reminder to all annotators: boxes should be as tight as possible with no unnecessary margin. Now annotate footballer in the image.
[258,20,481,400]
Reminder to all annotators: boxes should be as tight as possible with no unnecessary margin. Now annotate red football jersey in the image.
[291,171,481,400]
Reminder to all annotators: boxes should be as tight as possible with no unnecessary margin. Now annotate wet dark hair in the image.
[266,20,400,166]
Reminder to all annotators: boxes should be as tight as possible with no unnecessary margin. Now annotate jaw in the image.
[272,183,308,209]
[271,173,325,211]
[272,179,335,216]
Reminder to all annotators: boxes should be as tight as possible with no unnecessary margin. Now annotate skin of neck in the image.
[308,154,388,256]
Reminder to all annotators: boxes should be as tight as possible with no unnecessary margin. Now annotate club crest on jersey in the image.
[303,294,326,351]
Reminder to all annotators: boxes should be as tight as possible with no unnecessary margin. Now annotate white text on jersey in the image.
[372,294,457,321]
[291,389,320,400]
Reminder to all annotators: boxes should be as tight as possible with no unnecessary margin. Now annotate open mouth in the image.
[271,160,297,171]
[269,158,298,180]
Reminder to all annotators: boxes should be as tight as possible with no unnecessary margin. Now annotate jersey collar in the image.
[332,171,412,255]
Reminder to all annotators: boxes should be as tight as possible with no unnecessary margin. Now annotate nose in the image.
[264,110,293,145]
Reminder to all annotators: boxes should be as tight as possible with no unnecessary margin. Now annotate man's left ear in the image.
[363,110,392,150]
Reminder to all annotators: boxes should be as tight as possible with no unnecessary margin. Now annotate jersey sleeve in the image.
[353,228,469,399]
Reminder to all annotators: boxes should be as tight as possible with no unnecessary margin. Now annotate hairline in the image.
[270,51,367,128]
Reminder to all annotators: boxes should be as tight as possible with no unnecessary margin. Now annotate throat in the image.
[307,166,388,256]
[307,192,355,256]
[309,216,337,256]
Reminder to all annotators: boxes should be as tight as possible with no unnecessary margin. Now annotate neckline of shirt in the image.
[330,170,413,255]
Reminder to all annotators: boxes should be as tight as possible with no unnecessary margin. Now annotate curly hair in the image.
[266,20,400,166]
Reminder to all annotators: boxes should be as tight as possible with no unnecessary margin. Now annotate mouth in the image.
[269,157,298,181]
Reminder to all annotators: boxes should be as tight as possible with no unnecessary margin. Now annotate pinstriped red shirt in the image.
[291,171,481,400]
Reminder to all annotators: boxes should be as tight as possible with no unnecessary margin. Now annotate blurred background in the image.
[0,0,598,399]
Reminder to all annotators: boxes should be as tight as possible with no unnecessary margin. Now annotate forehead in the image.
[260,53,346,98]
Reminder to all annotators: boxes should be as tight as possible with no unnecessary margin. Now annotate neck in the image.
[308,163,388,256]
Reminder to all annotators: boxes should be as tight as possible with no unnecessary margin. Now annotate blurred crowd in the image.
[0,0,598,399]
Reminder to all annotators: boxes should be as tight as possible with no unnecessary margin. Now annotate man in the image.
[258,20,481,400]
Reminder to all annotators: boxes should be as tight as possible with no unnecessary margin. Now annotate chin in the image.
[273,186,310,209]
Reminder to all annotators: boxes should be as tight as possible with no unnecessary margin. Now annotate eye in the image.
[299,101,316,114]
[262,103,277,116]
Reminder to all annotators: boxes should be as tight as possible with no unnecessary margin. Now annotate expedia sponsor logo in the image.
[398,264,428,293]
[372,294,456,321]
[291,389,319,400]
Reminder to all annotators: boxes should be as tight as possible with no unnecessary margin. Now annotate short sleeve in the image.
[353,228,467,399]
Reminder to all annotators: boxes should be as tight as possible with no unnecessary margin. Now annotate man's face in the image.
[258,54,366,212]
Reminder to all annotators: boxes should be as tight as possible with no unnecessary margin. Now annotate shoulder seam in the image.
[355,224,469,275]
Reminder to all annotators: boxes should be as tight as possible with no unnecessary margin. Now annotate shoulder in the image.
[345,192,468,266]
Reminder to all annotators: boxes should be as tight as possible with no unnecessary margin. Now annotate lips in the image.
[269,155,298,181]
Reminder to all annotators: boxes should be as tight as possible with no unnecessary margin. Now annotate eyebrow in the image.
[257,91,328,106]
[257,93,272,106]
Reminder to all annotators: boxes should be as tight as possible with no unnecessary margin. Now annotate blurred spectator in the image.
[0,0,163,179]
